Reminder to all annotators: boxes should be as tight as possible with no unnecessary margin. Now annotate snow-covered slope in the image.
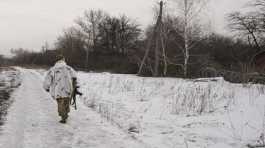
[78,72,265,148]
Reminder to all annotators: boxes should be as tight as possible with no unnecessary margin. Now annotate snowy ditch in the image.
[0,68,21,126]
[77,72,265,148]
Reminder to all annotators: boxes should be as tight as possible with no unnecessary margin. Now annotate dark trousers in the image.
[56,97,70,120]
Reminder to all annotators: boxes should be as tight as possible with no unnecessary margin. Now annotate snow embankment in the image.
[78,72,265,148]
[0,68,21,125]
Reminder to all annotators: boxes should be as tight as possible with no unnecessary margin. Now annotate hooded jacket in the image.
[43,60,77,99]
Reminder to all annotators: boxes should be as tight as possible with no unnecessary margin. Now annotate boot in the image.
[59,119,66,124]
[59,114,68,124]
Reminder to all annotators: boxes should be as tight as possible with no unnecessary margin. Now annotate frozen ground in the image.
[0,68,265,148]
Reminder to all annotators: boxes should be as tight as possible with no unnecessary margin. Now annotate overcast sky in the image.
[0,0,249,56]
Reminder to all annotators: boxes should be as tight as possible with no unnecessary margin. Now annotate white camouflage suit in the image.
[43,60,77,99]
[43,60,77,122]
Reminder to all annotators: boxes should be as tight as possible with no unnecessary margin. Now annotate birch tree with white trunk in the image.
[171,0,209,77]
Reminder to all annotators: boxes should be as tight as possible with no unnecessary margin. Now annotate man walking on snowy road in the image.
[43,55,77,124]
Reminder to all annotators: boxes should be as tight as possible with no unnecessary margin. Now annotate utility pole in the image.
[138,1,167,76]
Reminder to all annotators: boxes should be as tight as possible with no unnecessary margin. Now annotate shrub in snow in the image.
[170,82,235,115]
[90,99,141,133]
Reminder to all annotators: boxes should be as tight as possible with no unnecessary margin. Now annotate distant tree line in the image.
[2,0,265,82]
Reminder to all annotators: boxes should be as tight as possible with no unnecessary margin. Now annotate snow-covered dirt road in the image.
[0,68,145,148]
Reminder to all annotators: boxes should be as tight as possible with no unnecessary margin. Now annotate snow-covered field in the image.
[1,68,265,148]
[78,72,265,148]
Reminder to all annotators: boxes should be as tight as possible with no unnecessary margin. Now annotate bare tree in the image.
[75,10,105,50]
[254,0,265,33]
[75,10,106,69]
[55,27,87,67]
[228,0,265,53]
[118,15,141,54]
[97,15,141,54]
[171,0,209,77]
[228,12,262,52]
